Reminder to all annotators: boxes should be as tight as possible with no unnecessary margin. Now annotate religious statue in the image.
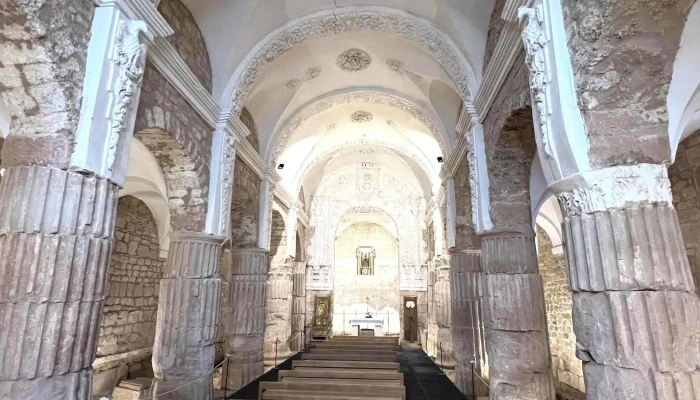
[356,246,376,275]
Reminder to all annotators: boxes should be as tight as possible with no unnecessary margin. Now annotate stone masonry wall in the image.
[240,107,260,153]
[231,155,261,247]
[453,156,479,249]
[92,196,166,396]
[0,0,94,167]
[669,129,700,295]
[135,62,212,231]
[483,0,507,71]
[561,0,695,167]
[537,226,585,399]
[157,0,212,92]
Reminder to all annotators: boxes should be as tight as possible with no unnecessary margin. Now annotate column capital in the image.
[551,164,672,216]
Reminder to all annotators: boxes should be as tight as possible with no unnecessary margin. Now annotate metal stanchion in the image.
[223,355,230,399]
[438,342,445,376]
[471,361,475,397]
[274,339,279,369]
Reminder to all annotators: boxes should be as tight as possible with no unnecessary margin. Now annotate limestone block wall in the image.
[453,157,479,249]
[240,107,260,153]
[669,129,700,294]
[333,223,401,335]
[537,227,585,399]
[92,196,165,396]
[484,0,507,72]
[0,0,94,167]
[157,0,212,92]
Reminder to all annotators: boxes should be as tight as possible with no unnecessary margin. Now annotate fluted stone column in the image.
[223,248,267,390]
[264,258,294,366]
[151,231,223,399]
[291,262,306,352]
[480,232,555,400]
[450,249,488,396]
[0,167,119,398]
[553,164,700,400]
[434,257,453,372]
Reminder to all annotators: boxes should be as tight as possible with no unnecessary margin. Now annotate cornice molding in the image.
[473,0,533,121]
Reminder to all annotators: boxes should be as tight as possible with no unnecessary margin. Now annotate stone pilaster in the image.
[450,249,488,396]
[480,232,555,400]
[291,262,306,352]
[433,256,453,371]
[222,248,268,390]
[264,258,294,366]
[0,166,119,399]
[151,231,223,399]
[553,164,700,400]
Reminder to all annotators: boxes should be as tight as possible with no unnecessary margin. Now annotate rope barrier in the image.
[441,342,491,390]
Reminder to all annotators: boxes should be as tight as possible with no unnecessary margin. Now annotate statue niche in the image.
[356,246,376,275]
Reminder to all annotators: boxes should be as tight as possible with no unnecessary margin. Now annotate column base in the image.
[151,376,213,400]
[0,369,92,400]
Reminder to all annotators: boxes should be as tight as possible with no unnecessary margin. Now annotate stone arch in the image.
[269,89,450,164]
[669,128,700,295]
[221,6,477,111]
[157,0,213,92]
[0,0,94,167]
[92,195,167,396]
[134,128,207,232]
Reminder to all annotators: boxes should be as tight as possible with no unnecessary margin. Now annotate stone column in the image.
[553,164,700,400]
[291,262,307,352]
[433,256,453,372]
[0,167,119,398]
[151,232,223,399]
[480,231,555,400]
[222,248,267,390]
[264,258,294,366]
[450,249,488,396]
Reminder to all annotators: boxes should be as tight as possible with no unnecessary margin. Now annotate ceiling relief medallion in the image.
[286,67,323,89]
[351,111,373,123]
[359,147,375,155]
[386,58,422,80]
[337,49,372,72]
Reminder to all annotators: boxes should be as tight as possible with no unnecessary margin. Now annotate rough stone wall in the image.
[483,0,507,71]
[240,107,260,153]
[0,0,93,167]
[135,62,211,231]
[93,196,165,396]
[296,222,307,261]
[537,227,585,399]
[231,156,260,247]
[669,129,700,294]
[483,53,534,231]
[157,0,212,92]
[269,204,288,262]
[453,156,479,249]
[561,0,695,167]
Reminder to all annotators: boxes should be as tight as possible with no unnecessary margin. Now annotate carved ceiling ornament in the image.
[337,48,372,72]
[286,66,323,89]
[108,20,148,171]
[271,90,446,163]
[226,6,474,113]
[351,111,373,123]
[386,58,422,80]
[292,138,435,194]
[518,6,554,159]
[554,164,673,217]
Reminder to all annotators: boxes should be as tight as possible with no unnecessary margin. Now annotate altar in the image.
[348,318,384,336]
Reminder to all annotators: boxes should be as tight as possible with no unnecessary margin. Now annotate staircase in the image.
[258,336,406,399]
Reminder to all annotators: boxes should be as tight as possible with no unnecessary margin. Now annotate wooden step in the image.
[302,353,397,362]
[309,348,396,356]
[279,377,402,386]
[261,389,402,400]
[329,336,398,343]
[311,343,398,351]
[259,382,406,400]
[292,360,400,371]
[279,369,404,385]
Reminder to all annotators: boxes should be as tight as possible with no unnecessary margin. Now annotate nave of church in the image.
[1,0,700,399]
